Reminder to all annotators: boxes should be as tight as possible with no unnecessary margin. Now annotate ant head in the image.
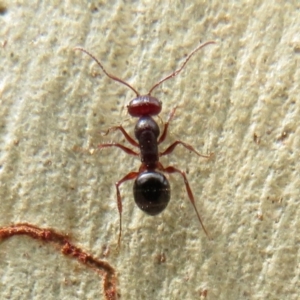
[127,95,162,117]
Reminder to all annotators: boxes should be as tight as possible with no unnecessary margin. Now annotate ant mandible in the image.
[74,41,215,244]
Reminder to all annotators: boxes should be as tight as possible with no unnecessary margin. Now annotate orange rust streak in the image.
[0,223,118,300]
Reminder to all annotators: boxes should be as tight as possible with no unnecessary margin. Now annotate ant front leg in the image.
[158,106,177,144]
[102,125,139,147]
[158,163,211,239]
[115,171,139,246]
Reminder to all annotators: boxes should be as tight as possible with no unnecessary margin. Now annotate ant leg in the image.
[115,171,139,246]
[158,107,213,159]
[158,164,211,239]
[158,106,177,144]
[98,143,139,156]
[0,223,117,300]
[102,125,139,147]
[160,140,213,159]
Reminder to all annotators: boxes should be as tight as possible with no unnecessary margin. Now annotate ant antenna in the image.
[147,40,215,95]
[74,47,140,97]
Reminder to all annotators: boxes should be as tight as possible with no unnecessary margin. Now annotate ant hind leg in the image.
[115,171,139,247]
[158,163,211,239]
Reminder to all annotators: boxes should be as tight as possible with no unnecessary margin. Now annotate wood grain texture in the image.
[0,1,299,299]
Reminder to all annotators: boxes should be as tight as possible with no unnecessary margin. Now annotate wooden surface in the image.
[0,1,299,299]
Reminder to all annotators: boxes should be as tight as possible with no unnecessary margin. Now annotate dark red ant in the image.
[74,41,215,243]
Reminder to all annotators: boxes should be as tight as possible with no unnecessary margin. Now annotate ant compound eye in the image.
[133,171,170,216]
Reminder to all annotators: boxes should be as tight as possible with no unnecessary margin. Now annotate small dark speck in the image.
[278,130,290,142]
[294,46,300,54]
[0,5,7,15]
[91,5,98,12]
[253,133,260,144]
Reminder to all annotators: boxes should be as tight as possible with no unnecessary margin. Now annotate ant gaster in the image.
[75,41,215,244]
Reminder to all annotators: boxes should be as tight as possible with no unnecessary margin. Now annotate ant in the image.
[74,41,215,244]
